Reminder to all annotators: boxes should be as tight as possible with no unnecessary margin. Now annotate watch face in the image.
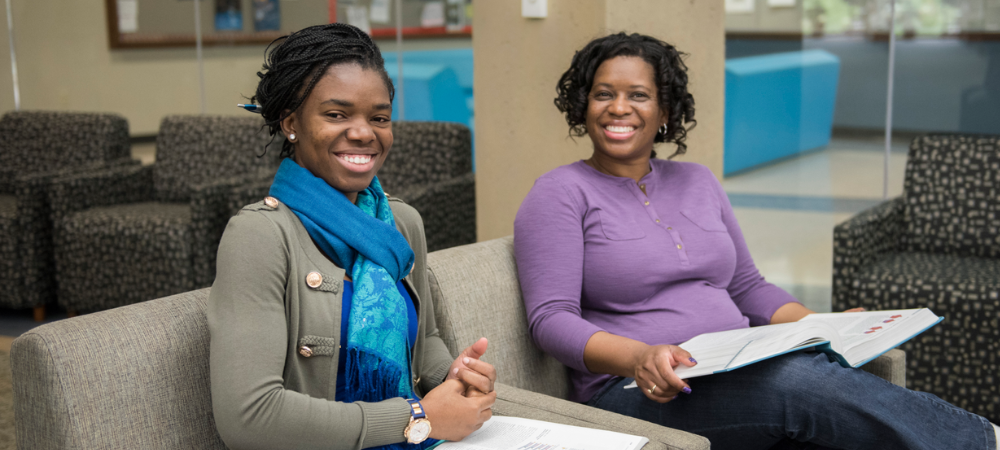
[407,419,431,443]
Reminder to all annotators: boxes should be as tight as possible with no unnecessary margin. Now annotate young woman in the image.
[514,32,999,450]
[208,23,495,450]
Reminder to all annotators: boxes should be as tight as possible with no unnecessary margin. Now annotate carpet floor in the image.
[0,351,13,450]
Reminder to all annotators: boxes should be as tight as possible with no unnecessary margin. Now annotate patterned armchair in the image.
[228,121,475,252]
[0,111,133,320]
[833,134,1000,422]
[50,115,280,314]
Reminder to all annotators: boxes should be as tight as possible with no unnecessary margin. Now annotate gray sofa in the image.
[12,236,904,449]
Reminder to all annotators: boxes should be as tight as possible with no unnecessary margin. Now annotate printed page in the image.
[434,416,648,450]
[800,309,919,349]
[622,322,839,385]
[678,322,838,375]
[800,309,941,365]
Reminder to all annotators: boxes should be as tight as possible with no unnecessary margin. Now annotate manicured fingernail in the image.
[453,368,459,375]
[689,357,698,364]
[463,357,470,364]
[682,386,692,394]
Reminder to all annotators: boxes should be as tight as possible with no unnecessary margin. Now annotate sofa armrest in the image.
[832,197,905,311]
[859,349,906,387]
[493,383,709,450]
[189,168,277,287]
[10,288,226,450]
[48,163,154,223]
[392,172,475,252]
[10,158,142,306]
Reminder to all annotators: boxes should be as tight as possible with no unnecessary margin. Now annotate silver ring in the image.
[648,384,657,394]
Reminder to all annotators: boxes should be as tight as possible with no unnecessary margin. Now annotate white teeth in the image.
[341,154,372,165]
[605,125,635,133]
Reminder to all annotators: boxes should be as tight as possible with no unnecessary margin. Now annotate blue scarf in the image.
[270,159,429,449]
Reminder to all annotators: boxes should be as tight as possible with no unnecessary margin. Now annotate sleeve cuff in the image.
[357,397,412,448]
[424,359,453,391]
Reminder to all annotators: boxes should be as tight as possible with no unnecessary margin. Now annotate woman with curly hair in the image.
[514,32,999,450]
[208,23,496,450]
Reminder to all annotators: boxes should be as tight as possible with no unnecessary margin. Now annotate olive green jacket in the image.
[207,197,454,450]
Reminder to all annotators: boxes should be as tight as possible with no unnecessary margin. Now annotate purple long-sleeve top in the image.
[513,159,798,402]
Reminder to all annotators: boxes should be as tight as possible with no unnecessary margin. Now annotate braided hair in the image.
[554,33,696,159]
[252,23,394,159]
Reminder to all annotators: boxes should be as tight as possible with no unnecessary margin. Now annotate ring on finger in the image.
[648,384,657,395]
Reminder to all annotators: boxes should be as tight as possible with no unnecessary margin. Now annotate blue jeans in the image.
[586,352,996,450]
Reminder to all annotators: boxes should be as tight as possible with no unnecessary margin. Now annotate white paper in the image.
[725,0,754,13]
[421,1,445,27]
[435,416,647,450]
[117,0,138,33]
[767,0,796,7]
[370,0,390,24]
[346,5,371,34]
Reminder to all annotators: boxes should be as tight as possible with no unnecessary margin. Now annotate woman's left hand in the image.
[446,337,497,396]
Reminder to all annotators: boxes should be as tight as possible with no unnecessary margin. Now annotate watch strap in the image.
[406,398,426,420]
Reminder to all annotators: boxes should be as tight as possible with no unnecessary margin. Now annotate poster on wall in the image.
[370,0,391,24]
[421,2,445,27]
[254,0,281,31]
[445,0,465,31]
[215,0,243,31]
[347,6,371,34]
[117,0,138,33]
[725,0,755,13]
[767,0,796,7]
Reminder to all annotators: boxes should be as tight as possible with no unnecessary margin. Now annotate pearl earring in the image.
[289,133,296,141]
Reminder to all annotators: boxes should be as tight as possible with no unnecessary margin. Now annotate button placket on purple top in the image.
[631,182,689,265]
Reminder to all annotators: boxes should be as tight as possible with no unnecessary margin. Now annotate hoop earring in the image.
[288,133,296,141]
[658,124,668,136]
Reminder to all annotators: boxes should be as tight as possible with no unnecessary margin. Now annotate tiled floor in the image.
[724,135,910,312]
[0,134,911,339]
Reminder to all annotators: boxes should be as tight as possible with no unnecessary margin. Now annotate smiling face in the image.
[585,56,668,171]
[280,63,393,203]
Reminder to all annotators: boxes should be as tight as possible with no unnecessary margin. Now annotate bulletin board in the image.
[105,0,472,49]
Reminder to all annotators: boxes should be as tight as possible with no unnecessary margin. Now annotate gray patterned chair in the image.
[0,111,133,321]
[10,235,905,449]
[833,133,1000,422]
[49,115,280,314]
[228,121,475,252]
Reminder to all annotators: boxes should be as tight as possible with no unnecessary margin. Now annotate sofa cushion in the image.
[427,236,571,400]
[153,116,278,203]
[57,202,194,311]
[851,251,1000,418]
[903,134,1000,258]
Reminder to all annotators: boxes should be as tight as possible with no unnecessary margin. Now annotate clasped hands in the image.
[420,337,497,441]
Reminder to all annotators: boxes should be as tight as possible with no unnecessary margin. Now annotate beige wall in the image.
[473,0,725,241]
[0,0,469,136]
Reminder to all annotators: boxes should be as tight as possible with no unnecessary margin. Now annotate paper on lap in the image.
[431,416,648,450]
[624,309,941,389]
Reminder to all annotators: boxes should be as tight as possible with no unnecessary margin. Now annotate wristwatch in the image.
[404,398,432,444]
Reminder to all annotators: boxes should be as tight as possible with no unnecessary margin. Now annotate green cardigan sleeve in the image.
[208,209,412,450]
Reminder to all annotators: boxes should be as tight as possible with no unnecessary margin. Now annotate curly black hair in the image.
[252,23,394,159]
[554,32,696,159]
